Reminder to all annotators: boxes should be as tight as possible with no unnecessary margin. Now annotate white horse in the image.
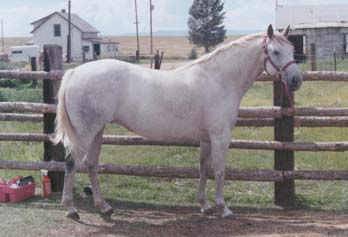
[53,25,302,219]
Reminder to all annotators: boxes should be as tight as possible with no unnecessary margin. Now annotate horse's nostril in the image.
[292,76,298,84]
[290,75,302,91]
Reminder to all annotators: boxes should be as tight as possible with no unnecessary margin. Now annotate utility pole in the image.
[1,19,4,53]
[134,0,140,60]
[150,0,154,55]
[67,0,72,63]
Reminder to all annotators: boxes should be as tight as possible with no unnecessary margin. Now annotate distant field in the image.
[1,37,31,53]
[105,35,242,58]
[2,35,242,59]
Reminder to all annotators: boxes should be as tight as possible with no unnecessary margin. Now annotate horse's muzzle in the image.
[289,74,302,91]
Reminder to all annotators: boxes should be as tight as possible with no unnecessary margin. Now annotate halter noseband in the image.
[262,36,296,76]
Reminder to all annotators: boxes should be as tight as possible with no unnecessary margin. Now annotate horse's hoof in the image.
[101,208,114,217]
[66,211,80,220]
[201,206,216,215]
[221,209,236,220]
[222,213,237,220]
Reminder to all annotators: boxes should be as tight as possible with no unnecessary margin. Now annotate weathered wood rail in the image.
[3,70,348,82]
[1,160,348,181]
[1,133,348,151]
[2,102,348,118]
[1,46,348,207]
[2,113,348,127]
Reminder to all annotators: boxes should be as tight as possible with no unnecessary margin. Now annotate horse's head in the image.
[263,24,302,92]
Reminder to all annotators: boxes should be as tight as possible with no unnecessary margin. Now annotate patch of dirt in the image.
[47,199,348,237]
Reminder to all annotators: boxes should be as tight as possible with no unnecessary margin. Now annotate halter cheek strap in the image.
[262,36,296,75]
[263,36,296,112]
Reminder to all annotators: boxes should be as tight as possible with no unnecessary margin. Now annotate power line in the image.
[1,19,4,53]
[134,0,140,60]
[150,0,154,55]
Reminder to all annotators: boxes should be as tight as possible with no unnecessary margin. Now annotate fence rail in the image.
[0,70,63,81]
[2,102,348,119]
[1,45,348,208]
[2,114,348,127]
[3,70,348,82]
[1,133,348,152]
[1,160,348,181]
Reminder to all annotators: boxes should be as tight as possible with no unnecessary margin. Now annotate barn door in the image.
[288,35,304,63]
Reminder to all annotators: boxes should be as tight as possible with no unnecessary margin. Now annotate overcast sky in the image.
[1,0,348,36]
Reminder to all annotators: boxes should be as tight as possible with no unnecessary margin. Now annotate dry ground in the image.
[1,192,348,237]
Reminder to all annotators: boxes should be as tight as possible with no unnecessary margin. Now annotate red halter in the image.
[262,36,296,74]
[262,36,296,112]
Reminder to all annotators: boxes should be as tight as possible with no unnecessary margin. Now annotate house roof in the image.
[292,22,348,30]
[31,11,99,34]
[276,4,348,30]
[88,38,120,44]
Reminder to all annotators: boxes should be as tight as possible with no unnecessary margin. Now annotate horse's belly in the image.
[116,115,202,142]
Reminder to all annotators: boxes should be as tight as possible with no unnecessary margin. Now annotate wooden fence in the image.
[1,44,348,207]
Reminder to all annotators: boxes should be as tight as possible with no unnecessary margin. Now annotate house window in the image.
[54,24,61,37]
[83,46,90,53]
[11,50,23,54]
[107,44,111,52]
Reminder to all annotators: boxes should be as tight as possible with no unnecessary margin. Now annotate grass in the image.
[1,82,348,212]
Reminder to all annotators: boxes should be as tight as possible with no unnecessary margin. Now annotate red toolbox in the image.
[0,181,35,203]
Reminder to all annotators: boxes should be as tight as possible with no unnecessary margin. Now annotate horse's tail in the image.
[51,69,82,151]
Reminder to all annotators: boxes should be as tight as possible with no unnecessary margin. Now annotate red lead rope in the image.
[263,36,296,113]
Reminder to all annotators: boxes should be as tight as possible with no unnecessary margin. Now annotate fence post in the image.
[310,43,317,71]
[43,45,65,192]
[273,80,295,207]
[30,57,38,88]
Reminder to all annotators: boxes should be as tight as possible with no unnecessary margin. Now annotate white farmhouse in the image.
[31,9,119,61]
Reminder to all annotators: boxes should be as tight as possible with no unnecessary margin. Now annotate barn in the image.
[31,9,119,61]
[276,4,348,62]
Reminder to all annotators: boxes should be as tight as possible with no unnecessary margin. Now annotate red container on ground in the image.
[0,182,35,203]
[0,185,9,202]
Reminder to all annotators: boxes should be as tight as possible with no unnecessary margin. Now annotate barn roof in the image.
[276,4,348,30]
[31,11,99,34]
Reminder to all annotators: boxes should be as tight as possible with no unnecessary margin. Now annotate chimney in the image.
[61,9,66,13]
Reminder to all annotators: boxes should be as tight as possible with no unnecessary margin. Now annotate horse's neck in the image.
[202,36,264,97]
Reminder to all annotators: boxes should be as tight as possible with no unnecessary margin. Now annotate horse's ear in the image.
[282,25,291,38]
[267,24,274,39]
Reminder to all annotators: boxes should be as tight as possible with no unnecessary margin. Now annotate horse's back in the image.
[63,59,205,142]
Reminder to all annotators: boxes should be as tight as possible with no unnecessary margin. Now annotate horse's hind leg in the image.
[62,149,83,219]
[197,141,213,213]
[84,128,113,216]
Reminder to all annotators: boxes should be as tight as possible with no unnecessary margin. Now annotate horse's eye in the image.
[274,50,280,55]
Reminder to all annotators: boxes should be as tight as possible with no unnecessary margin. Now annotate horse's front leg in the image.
[211,131,235,219]
[197,140,213,213]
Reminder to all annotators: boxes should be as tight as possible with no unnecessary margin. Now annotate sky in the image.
[1,0,348,37]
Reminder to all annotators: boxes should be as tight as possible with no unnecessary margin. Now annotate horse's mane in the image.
[176,32,291,70]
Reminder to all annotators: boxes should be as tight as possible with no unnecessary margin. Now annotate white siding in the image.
[82,40,94,60]
[32,14,83,59]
